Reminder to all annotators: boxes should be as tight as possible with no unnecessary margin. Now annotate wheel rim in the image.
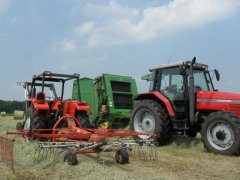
[134,108,155,139]
[115,149,122,163]
[207,121,234,151]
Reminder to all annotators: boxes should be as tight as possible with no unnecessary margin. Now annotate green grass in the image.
[0,116,240,180]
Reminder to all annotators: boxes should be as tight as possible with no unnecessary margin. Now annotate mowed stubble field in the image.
[0,116,240,180]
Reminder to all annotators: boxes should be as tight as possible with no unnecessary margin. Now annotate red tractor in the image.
[17,71,92,132]
[130,57,240,155]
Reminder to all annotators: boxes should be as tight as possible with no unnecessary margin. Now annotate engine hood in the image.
[197,91,240,117]
[197,91,240,101]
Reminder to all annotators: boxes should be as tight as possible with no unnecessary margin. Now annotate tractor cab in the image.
[145,61,218,120]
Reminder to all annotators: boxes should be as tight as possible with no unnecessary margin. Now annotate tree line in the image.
[0,100,25,114]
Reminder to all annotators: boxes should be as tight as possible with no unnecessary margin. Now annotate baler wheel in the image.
[115,148,129,164]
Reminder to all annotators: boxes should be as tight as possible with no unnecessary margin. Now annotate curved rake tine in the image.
[34,147,43,164]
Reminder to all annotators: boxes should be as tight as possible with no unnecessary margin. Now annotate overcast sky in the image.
[0,0,240,101]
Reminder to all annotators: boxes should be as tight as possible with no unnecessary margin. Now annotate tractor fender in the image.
[135,91,175,117]
[76,102,90,111]
[63,100,90,116]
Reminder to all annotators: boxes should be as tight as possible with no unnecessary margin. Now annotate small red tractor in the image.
[17,71,93,132]
[130,57,240,155]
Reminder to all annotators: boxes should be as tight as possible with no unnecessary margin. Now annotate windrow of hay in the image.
[13,110,24,120]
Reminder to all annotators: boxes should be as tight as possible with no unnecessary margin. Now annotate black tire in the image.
[77,111,92,128]
[16,122,23,130]
[64,150,78,166]
[115,148,129,164]
[31,114,47,130]
[130,100,171,145]
[201,111,240,155]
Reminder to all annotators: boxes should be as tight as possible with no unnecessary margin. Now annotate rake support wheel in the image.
[115,148,129,164]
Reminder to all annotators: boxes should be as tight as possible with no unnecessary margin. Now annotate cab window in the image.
[160,67,184,101]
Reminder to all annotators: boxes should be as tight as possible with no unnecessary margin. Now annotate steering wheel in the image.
[194,86,202,92]
[45,96,55,101]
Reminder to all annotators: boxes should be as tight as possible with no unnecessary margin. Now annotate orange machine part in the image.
[90,134,105,142]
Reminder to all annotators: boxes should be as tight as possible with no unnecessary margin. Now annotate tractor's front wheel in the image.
[201,111,240,155]
[130,100,171,145]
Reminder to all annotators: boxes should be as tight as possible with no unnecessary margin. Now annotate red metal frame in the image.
[6,114,156,162]
[63,101,90,117]
[7,115,156,142]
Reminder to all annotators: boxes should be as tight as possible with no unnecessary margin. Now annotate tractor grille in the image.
[113,94,133,109]
[111,81,131,92]
[229,104,240,116]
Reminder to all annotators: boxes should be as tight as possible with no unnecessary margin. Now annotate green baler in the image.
[72,74,138,128]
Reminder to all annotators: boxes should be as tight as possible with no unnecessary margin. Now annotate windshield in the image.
[193,70,213,91]
[158,68,214,102]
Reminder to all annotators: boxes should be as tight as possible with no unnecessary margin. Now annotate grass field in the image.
[0,116,240,180]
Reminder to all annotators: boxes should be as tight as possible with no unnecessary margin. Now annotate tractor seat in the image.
[35,92,46,104]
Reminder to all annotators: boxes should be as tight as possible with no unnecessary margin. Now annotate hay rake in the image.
[33,139,158,166]
[7,115,157,166]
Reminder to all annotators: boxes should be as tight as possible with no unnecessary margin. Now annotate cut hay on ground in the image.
[0,116,240,180]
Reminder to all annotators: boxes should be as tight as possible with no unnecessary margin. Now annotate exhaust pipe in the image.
[189,57,196,126]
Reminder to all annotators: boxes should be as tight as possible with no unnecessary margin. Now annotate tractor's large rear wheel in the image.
[31,114,47,130]
[23,107,47,130]
[130,100,171,145]
[77,111,92,128]
[201,111,240,155]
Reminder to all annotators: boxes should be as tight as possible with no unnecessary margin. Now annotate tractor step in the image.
[170,130,189,137]
[173,127,189,130]
[171,118,188,130]
[171,134,188,138]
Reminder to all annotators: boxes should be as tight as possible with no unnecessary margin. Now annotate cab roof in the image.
[149,61,208,72]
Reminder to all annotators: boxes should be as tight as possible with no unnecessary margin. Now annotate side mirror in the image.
[141,73,154,81]
[192,57,196,64]
[214,69,220,81]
